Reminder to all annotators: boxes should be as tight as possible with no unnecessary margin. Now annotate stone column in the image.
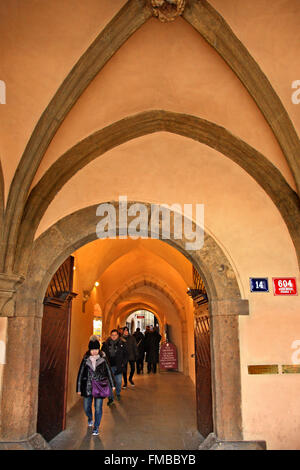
[0,314,42,441]
[0,274,49,448]
[209,298,249,441]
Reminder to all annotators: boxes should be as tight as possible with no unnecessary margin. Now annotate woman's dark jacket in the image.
[145,331,162,364]
[101,337,128,374]
[133,331,145,360]
[76,351,115,397]
[122,334,138,362]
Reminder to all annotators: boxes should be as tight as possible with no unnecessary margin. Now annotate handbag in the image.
[92,378,110,398]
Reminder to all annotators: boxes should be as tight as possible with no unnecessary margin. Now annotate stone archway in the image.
[15,110,300,273]
[103,275,188,374]
[0,201,251,447]
[103,275,186,332]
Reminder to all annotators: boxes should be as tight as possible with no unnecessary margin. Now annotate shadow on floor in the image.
[50,371,204,450]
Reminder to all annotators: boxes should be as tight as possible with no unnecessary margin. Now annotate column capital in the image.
[0,273,25,317]
[210,298,249,317]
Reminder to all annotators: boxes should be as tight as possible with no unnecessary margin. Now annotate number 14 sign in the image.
[272,278,298,296]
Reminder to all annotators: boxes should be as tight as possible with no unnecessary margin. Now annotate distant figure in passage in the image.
[133,327,145,374]
[122,326,138,387]
[146,326,162,374]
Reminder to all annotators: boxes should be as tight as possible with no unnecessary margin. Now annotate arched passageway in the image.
[1,202,249,447]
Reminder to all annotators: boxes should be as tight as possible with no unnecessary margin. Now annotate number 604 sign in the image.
[273,278,297,296]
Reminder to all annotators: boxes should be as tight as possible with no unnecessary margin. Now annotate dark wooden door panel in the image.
[194,312,213,437]
[37,256,75,442]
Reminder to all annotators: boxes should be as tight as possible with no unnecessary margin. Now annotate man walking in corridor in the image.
[133,327,145,374]
[146,327,162,374]
[122,326,138,387]
[101,329,128,405]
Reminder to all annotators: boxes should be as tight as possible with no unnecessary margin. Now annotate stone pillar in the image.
[209,298,249,441]
[0,314,42,441]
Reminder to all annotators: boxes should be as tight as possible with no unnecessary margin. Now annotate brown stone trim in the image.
[184,0,300,195]
[0,433,51,450]
[199,433,267,450]
[0,273,25,317]
[210,299,249,317]
[282,365,300,374]
[2,0,152,273]
[248,365,279,375]
[15,110,300,274]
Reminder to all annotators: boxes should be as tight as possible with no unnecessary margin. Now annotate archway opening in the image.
[3,203,245,447]
[36,237,213,448]
[124,309,159,335]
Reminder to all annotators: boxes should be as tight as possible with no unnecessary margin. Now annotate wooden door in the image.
[194,304,213,437]
[37,256,76,442]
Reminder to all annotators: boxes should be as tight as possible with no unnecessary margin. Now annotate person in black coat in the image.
[76,335,115,435]
[146,327,162,374]
[122,327,138,387]
[101,329,128,405]
[133,328,145,374]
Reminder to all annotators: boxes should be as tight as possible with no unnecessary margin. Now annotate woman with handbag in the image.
[76,335,115,436]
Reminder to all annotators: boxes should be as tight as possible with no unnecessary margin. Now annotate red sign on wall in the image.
[272,278,298,296]
[159,342,178,370]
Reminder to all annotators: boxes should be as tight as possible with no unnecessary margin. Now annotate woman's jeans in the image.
[109,365,122,399]
[83,396,103,429]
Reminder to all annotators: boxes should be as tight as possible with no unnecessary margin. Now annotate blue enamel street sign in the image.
[250,278,269,292]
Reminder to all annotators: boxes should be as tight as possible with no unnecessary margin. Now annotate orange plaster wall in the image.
[239,298,300,449]
[0,0,126,200]
[209,0,300,137]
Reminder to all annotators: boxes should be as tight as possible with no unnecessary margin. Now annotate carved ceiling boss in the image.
[151,0,186,23]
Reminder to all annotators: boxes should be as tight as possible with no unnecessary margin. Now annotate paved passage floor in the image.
[50,371,204,450]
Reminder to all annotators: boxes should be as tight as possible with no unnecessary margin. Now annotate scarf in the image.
[89,354,100,371]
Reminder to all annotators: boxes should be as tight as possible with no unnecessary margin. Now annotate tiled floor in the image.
[50,371,204,450]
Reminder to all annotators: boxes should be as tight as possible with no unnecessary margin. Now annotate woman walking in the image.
[76,335,115,436]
